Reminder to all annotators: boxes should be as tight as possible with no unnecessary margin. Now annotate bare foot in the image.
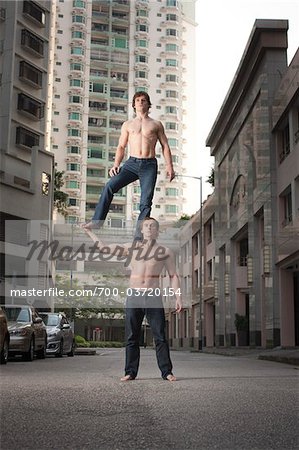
[81,221,98,230]
[120,375,135,382]
[166,374,177,382]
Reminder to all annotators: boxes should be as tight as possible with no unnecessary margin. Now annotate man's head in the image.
[141,217,159,240]
[132,91,152,113]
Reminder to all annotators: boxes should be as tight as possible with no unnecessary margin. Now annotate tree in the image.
[207,168,214,187]
[54,170,68,217]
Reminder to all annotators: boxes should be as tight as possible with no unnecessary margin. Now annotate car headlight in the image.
[48,331,58,337]
[10,328,30,336]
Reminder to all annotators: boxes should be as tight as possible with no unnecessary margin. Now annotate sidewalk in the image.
[201,347,299,366]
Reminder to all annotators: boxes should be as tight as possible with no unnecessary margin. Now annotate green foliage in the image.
[74,335,124,348]
[54,170,68,216]
[207,168,215,187]
[173,213,192,228]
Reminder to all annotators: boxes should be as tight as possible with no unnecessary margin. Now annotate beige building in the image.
[48,0,197,228]
[0,1,54,305]
[169,20,299,350]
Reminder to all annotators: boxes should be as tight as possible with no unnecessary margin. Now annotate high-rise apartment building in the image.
[49,0,197,228]
[0,1,54,304]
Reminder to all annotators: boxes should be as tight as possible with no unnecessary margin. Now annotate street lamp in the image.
[176,174,203,350]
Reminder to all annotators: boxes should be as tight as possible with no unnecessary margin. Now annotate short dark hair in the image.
[141,216,159,230]
[132,91,152,111]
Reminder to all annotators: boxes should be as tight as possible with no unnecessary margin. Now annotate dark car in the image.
[2,305,47,361]
[39,312,75,357]
[0,306,10,364]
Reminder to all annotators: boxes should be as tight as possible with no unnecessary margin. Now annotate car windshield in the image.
[41,314,59,326]
[4,307,30,322]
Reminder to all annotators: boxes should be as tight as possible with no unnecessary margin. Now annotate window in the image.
[166,188,178,196]
[89,82,107,93]
[166,90,178,98]
[279,123,290,163]
[57,30,63,34]
[135,55,148,63]
[135,71,148,79]
[72,15,85,23]
[109,204,124,213]
[113,38,127,48]
[166,106,177,114]
[68,128,81,137]
[166,59,178,67]
[87,168,105,178]
[54,94,60,99]
[88,135,106,144]
[166,74,178,82]
[86,185,103,195]
[72,31,84,39]
[165,205,178,213]
[16,126,40,148]
[166,122,177,130]
[67,146,80,154]
[55,77,61,82]
[19,60,42,87]
[23,1,45,26]
[137,39,148,47]
[56,62,61,66]
[87,148,105,159]
[21,29,44,56]
[238,238,248,266]
[166,29,178,37]
[166,43,178,52]
[53,128,59,132]
[70,62,83,71]
[172,154,179,163]
[88,117,106,127]
[136,24,148,33]
[68,112,81,120]
[281,186,292,226]
[67,163,80,171]
[137,10,148,17]
[17,93,44,119]
[73,0,85,7]
[71,46,84,55]
[166,13,178,21]
[69,95,82,104]
[70,79,83,87]
[66,180,79,189]
[167,0,178,6]
[168,138,178,147]
[68,198,79,207]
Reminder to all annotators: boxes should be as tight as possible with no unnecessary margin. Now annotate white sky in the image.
[183,0,299,215]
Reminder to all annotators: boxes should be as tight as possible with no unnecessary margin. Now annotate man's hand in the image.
[166,164,175,182]
[175,297,182,313]
[109,165,120,177]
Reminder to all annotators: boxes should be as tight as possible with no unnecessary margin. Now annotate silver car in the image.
[3,305,47,361]
[39,313,75,357]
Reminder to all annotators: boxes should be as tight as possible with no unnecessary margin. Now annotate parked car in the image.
[2,305,47,361]
[0,306,10,364]
[39,312,75,357]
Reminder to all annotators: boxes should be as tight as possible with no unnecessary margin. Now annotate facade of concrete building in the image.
[168,20,298,351]
[0,1,55,304]
[206,20,298,349]
[49,0,197,228]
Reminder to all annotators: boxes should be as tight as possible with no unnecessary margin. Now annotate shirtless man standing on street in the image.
[83,217,182,382]
[82,92,175,239]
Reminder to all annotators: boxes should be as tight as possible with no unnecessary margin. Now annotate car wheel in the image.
[67,340,75,357]
[55,340,63,358]
[0,336,9,365]
[23,337,34,361]
[36,338,47,359]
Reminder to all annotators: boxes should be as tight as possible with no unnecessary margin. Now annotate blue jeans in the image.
[124,292,173,379]
[92,157,158,239]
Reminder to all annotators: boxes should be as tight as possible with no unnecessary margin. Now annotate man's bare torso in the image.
[126,117,161,158]
[127,241,169,289]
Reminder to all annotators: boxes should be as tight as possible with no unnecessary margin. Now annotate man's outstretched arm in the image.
[165,249,182,312]
[83,228,129,256]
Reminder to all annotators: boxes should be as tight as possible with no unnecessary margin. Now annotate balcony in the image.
[16,126,40,149]
[17,93,44,120]
[23,0,45,27]
[19,60,43,88]
[21,29,44,57]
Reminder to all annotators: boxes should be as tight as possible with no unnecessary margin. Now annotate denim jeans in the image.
[92,157,158,239]
[124,292,173,379]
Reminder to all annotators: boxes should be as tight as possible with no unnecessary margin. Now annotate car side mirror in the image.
[62,324,70,329]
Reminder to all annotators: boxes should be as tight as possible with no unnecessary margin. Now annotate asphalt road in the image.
[0,349,298,450]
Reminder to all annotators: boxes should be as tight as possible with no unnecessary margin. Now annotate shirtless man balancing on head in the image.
[82,92,175,240]
[83,217,182,382]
